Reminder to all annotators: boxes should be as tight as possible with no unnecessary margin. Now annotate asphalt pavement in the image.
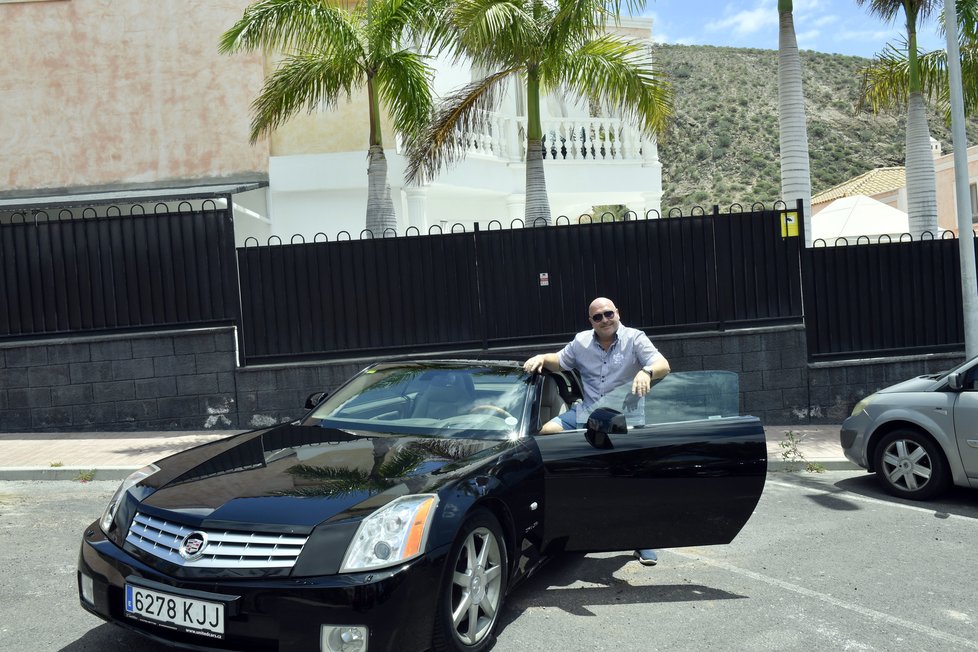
[0,423,853,482]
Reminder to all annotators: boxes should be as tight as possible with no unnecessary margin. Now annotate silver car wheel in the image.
[450,526,504,646]
[880,438,932,491]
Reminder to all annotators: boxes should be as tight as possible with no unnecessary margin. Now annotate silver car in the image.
[840,356,978,500]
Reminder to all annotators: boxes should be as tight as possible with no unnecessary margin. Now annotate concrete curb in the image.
[767,460,860,472]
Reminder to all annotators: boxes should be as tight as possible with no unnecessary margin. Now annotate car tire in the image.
[433,510,508,652]
[872,429,950,500]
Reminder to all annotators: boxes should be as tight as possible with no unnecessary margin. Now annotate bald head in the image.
[588,297,617,316]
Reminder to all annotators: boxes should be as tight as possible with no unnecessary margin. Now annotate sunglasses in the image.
[590,310,616,323]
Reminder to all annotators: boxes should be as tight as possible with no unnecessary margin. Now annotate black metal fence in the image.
[0,205,239,339]
[6,199,972,365]
[803,235,973,360]
[237,206,804,364]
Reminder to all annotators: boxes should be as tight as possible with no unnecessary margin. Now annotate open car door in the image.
[532,371,766,553]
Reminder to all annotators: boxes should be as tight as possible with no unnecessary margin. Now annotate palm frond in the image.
[365,0,442,56]
[550,34,672,135]
[854,0,939,24]
[219,0,360,56]
[286,464,371,484]
[376,447,428,477]
[859,43,912,113]
[452,0,541,68]
[859,38,978,120]
[404,67,519,184]
[916,44,978,122]
[548,0,607,45]
[962,0,978,42]
[406,439,477,460]
[375,48,434,135]
[247,51,365,142]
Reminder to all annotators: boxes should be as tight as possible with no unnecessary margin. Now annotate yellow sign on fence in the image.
[781,211,799,238]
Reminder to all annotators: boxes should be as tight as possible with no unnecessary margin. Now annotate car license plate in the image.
[125,584,225,639]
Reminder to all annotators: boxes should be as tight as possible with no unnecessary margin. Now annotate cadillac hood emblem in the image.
[179,531,209,561]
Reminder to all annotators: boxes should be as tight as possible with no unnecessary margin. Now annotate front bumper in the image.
[78,520,448,652]
[840,413,871,469]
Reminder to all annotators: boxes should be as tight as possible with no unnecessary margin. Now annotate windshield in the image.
[307,363,531,440]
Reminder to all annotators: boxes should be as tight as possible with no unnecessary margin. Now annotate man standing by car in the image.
[523,296,670,566]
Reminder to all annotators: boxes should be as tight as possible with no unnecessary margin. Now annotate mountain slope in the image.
[654,44,978,212]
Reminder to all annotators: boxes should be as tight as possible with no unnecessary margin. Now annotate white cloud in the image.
[705,3,778,37]
[809,15,839,29]
[794,28,822,50]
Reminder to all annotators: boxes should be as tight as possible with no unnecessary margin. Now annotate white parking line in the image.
[765,478,978,522]
[668,548,978,650]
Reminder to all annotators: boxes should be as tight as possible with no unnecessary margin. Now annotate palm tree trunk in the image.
[366,144,398,236]
[365,74,397,237]
[903,9,938,237]
[904,91,939,236]
[525,139,552,226]
[524,69,552,226]
[777,2,813,246]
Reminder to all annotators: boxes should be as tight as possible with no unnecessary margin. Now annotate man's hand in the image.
[631,369,652,396]
[523,354,549,374]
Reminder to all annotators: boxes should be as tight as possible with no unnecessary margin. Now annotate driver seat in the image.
[411,372,476,419]
[539,376,568,424]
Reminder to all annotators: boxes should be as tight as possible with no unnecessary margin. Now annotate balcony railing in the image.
[398,113,656,164]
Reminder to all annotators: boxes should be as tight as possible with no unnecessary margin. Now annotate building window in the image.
[972,182,978,224]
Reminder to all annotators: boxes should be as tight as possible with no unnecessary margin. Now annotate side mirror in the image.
[585,407,627,449]
[947,372,963,391]
[305,391,328,410]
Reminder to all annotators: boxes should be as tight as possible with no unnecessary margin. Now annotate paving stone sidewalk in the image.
[0,424,852,481]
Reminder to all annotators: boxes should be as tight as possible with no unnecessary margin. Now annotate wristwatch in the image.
[641,367,654,379]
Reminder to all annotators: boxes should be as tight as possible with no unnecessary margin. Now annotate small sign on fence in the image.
[539,273,550,287]
[781,211,799,238]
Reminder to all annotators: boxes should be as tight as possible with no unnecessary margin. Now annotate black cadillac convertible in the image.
[78,360,766,652]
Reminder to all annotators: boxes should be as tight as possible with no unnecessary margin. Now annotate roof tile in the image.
[812,167,906,205]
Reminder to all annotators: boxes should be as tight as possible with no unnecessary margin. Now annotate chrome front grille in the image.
[126,512,308,569]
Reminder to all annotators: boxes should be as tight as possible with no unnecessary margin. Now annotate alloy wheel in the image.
[450,526,503,646]
[880,437,933,492]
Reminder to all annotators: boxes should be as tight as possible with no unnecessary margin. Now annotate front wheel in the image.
[433,510,508,652]
[872,429,950,500]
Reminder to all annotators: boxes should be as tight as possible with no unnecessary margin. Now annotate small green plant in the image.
[779,431,826,473]
[74,469,97,482]
[50,461,63,468]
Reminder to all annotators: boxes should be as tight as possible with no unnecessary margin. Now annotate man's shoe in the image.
[634,549,658,566]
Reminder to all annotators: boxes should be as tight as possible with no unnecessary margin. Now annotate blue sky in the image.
[639,0,950,58]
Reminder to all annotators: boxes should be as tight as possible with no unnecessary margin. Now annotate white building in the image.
[0,2,663,245]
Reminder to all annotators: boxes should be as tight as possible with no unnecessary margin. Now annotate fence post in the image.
[472,222,489,350]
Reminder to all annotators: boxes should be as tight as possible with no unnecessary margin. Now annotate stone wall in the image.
[0,328,238,432]
[0,325,968,432]
[806,353,964,423]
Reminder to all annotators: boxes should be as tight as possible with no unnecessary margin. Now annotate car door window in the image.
[585,370,741,428]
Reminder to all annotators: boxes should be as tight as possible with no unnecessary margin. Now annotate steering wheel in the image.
[468,404,516,421]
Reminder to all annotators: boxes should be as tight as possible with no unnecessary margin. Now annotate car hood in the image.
[876,374,945,395]
[135,423,513,531]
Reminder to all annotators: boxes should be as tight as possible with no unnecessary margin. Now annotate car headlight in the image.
[850,393,877,417]
[100,464,160,533]
[340,494,439,573]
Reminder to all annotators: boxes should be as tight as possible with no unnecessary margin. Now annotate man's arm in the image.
[523,352,562,374]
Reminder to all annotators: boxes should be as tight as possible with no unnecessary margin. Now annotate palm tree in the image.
[861,0,977,125]
[219,0,438,236]
[405,0,672,226]
[777,0,814,247]
[856,0,942,237]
